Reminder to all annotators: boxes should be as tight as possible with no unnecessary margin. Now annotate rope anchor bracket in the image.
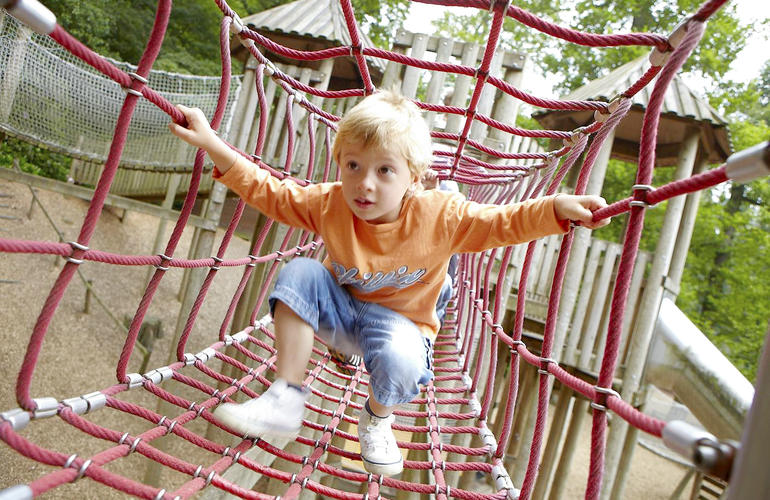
[662,420,738,481]
[3,0,57,35]
[649,17,691,66]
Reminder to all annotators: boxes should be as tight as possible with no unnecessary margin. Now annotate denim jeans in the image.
[269,257,434,406]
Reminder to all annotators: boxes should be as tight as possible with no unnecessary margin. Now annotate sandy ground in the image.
[0,177,694,499]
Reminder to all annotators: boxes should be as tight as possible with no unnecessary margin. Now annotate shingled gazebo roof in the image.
[534,55,731,166]
[232,0,384,90]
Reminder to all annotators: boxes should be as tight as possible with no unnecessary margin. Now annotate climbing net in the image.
[0,0,757,499]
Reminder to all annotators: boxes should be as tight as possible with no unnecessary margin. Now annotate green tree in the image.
[44,0,409,76]
[429,0,751,93]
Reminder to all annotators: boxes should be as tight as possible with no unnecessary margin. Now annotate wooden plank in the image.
[393,31,525,70]
[563,239,606,365]
[445,42,479,135]
[424,36,454,130]
[401,33,429,98]
[578,242,618,371]
[0,167,217,230]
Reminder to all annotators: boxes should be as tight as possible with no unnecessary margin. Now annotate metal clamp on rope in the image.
[263,60,277,77]
[63,391,106,415]
[126,372,144,389]
[63,241,88,265]
[468,397,482,417]
[31,397,58,419]
[563,129,585,149]
[73,459,92,481]
[629,183,654,209]
[0,408,30,431]
[509,339,525,355]
[2,0,56,34]
[183,353,196,366]
[489,0,513,13]
[229,13,244,35]
[662,420,738,480]
[538,357,556,375]
[247,254,258,267]
[479,423,498,456]
[144,366,173,385]
[492,463,515,491]
[210,256,223,271]
[195,347,216,363]
[590,385,620,412]
[649,17,691,66]
[593,96,623,123]
[155,253,172,272]
[231,330,249,344]
[725,140,770,183]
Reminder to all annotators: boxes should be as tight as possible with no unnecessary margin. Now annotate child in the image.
[169,91,609,476]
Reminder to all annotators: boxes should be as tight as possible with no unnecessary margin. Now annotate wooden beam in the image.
[0,166,218,231]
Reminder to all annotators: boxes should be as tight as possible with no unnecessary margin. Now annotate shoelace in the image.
[362,418,394,452]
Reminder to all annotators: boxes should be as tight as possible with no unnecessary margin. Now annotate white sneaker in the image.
[213,379,307,439]
[357,405,403,476]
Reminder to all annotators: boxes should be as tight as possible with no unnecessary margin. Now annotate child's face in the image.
[338,140,417,224]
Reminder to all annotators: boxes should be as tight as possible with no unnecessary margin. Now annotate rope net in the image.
[0,0,737,499]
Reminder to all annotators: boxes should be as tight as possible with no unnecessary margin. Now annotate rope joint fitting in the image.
[649,17,691,66]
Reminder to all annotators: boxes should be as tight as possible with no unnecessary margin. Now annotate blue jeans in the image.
[269,258,434,407]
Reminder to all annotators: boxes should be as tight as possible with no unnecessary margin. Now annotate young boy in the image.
[169,91,609,476]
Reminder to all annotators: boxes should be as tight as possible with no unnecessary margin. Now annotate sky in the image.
[403,1,770,97]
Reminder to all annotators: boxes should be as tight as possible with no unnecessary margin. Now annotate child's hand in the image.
[168,105,218,150]
[554,194,610,230]
[420,169,439,190]
[169,104,240,174]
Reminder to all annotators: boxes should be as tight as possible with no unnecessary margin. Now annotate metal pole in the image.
[726,319,770,500]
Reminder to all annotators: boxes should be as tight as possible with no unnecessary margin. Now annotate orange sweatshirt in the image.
[215,161,569,340]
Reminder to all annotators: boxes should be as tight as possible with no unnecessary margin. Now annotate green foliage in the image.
[352,0,410,49]
[428,0,751,93]
[45,0,409,75]
[674,61,770,381]
[590,159,673,252]
[678,180,770,381]
[0,135,71,180]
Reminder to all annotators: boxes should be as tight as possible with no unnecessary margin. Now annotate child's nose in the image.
[357,172,375,192]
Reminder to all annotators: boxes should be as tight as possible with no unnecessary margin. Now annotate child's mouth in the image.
[355,198,374,208]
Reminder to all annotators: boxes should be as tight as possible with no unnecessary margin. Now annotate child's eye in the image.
[378,166,393,175]
[347,161,359,170]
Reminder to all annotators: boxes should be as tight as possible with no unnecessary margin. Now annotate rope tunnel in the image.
[1,0,762,499]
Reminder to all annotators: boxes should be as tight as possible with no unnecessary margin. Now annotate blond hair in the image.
[332,90,433,177]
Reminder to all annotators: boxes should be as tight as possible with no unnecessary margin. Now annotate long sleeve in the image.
[213,159,330,234]
[447,195,569,254]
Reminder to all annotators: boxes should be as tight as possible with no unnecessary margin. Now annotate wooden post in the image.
[401,33,428,99]
[146,173,181,285]
[230,55,259,153]
[665,157,707,300]
[424,37,454,130]
[83,279,93,314]
[445,43,479,136]
[550,398,590,498]
[469,49,503,142]
[143,181,229,487]
[604,127,700,500]
[486,58,525,154]
[532,382,573,500]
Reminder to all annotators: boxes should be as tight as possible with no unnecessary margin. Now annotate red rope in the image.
[0,0,739,499]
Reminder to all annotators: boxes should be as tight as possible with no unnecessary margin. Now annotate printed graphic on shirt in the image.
[332,262,426,292]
